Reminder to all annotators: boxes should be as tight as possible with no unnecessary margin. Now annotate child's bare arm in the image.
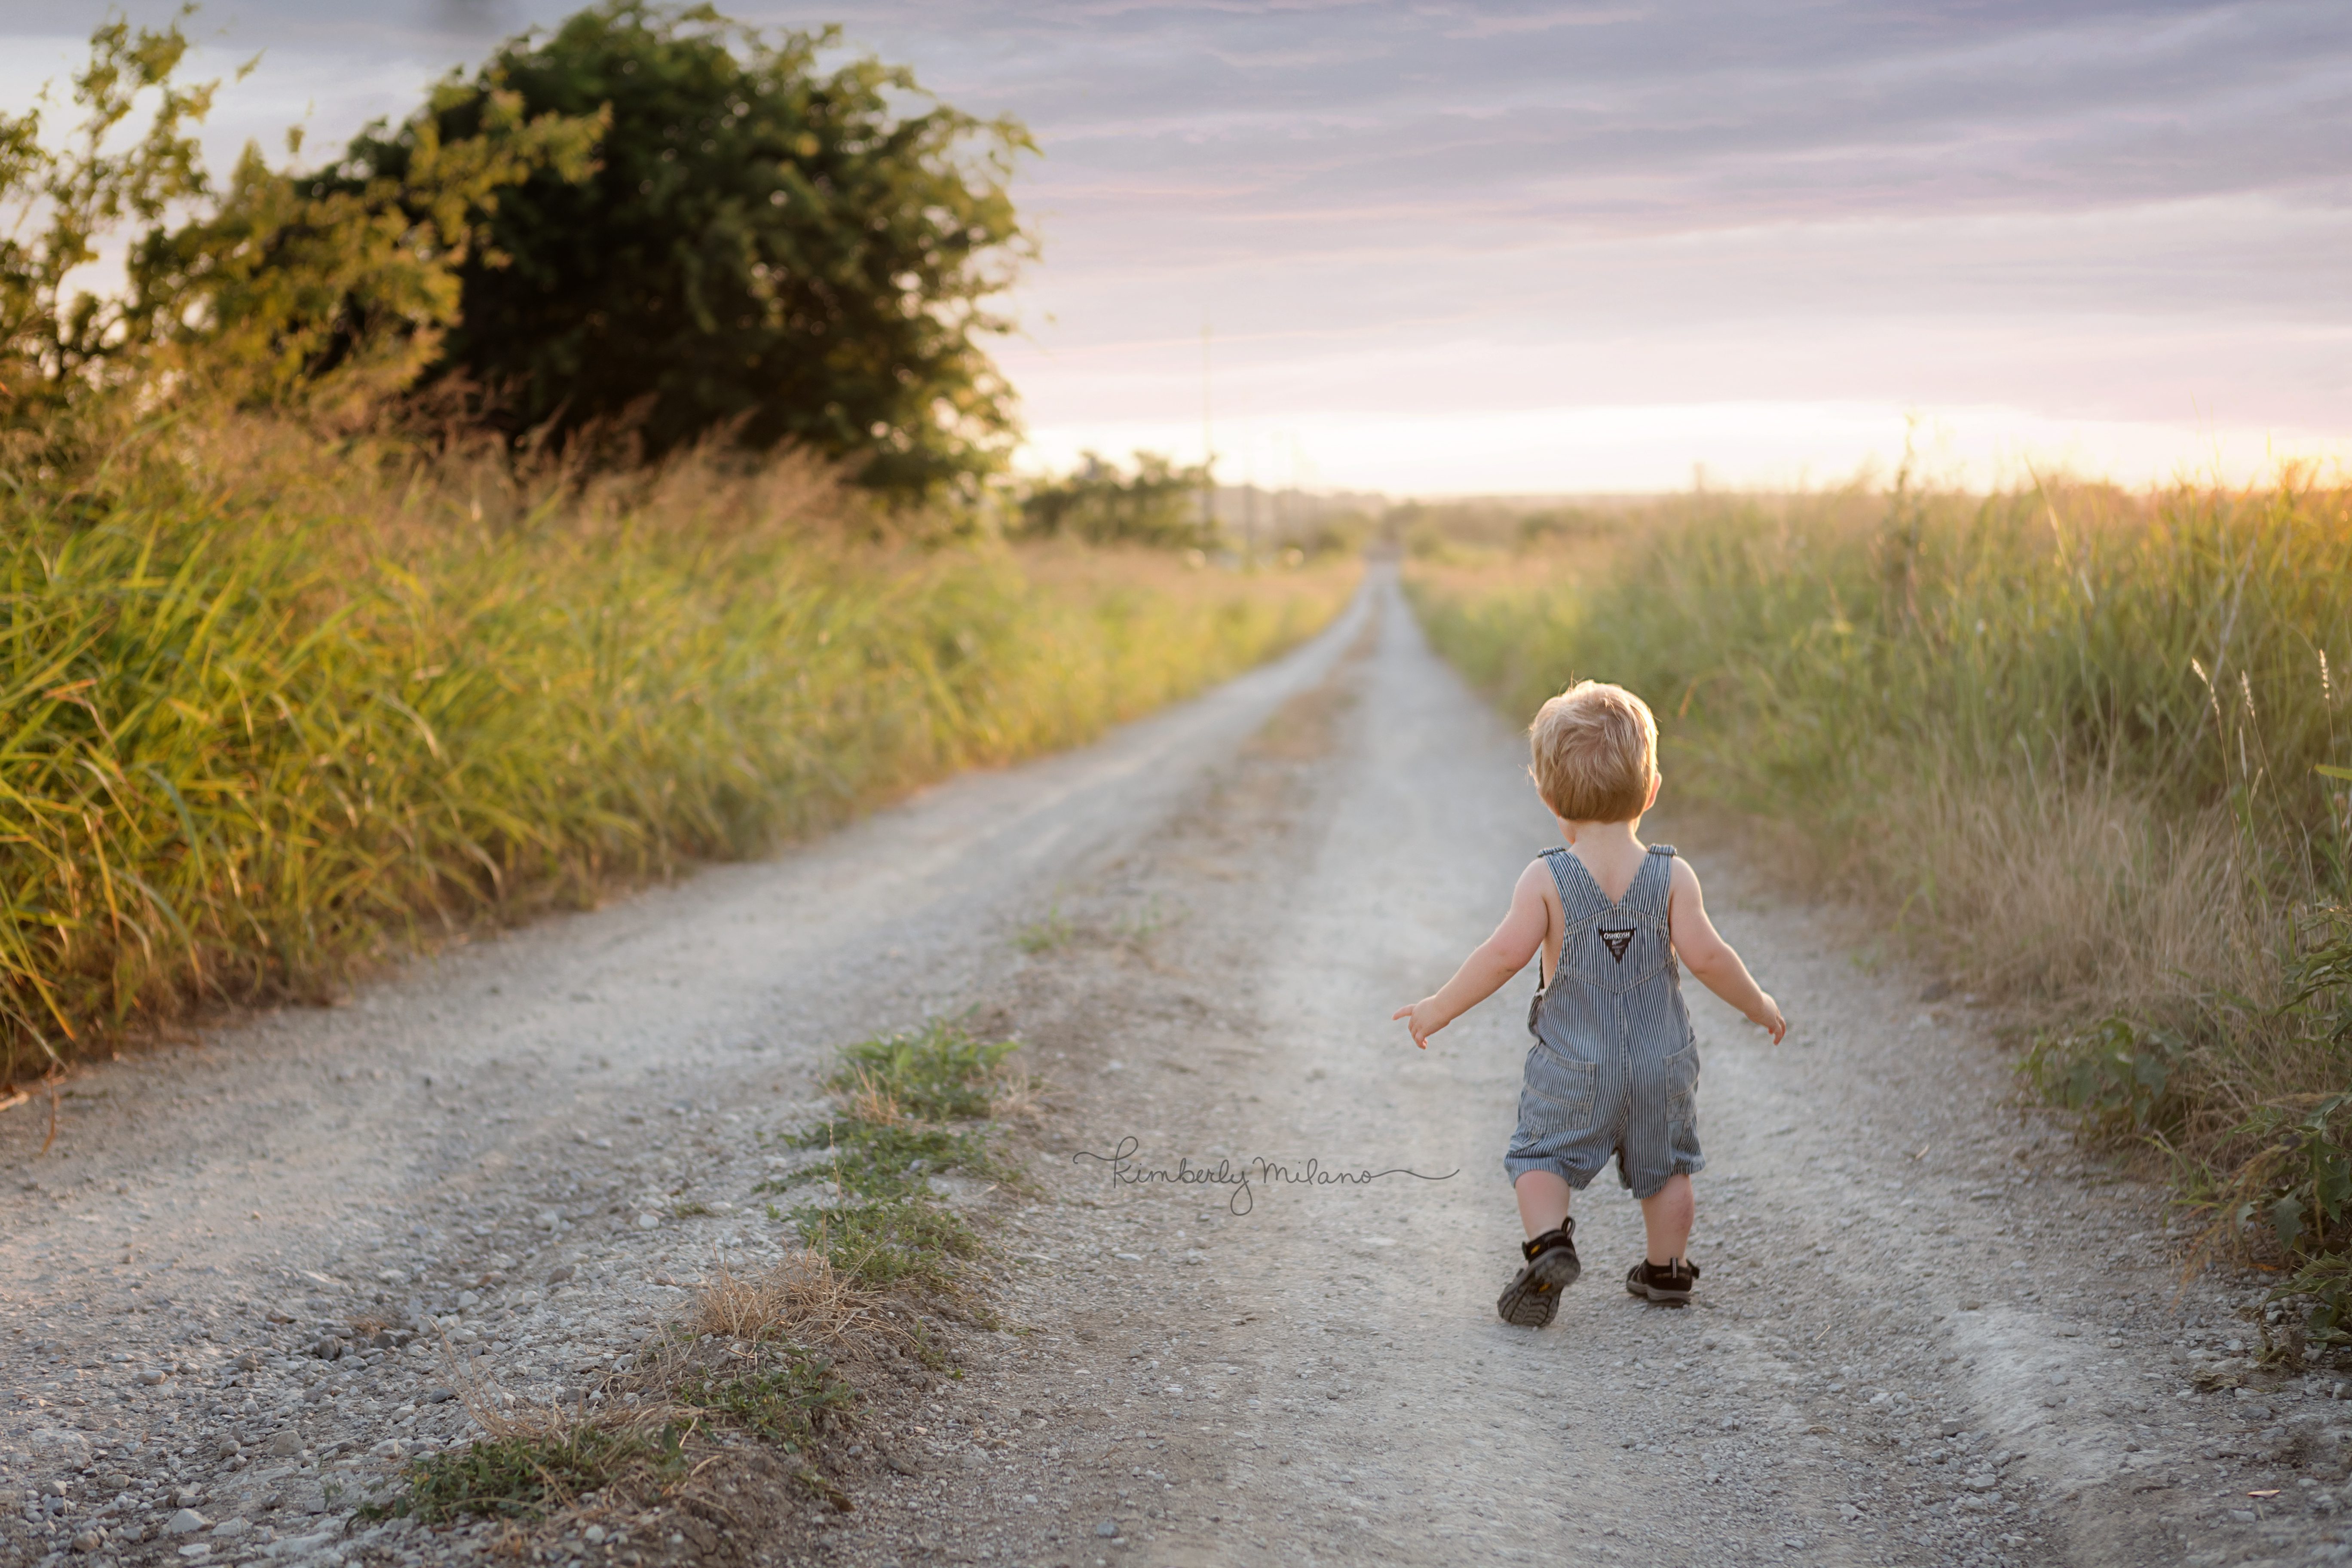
[1392,861,1553,1049]
[1666,858,1787,1041]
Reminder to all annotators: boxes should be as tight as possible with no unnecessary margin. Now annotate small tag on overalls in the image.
[1599,928,1634,963]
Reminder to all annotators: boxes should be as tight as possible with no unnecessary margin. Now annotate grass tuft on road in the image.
[673,1351,858,1450]
[366,1020,1040,1536]
[380,1423,679,1524]
[767,1019,1031,1297]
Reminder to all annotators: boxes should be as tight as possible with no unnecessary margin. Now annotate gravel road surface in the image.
[6,565,2347,1568]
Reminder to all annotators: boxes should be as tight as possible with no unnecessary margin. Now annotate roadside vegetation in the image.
[1404,472,2352,1344]
[0,440,1354,1081]
[379,1023,1027,1529]
[0,8,1357,1083]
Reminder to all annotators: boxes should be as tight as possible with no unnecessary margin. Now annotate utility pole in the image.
[1244,429,1257,566]
[1200,321,1215,544]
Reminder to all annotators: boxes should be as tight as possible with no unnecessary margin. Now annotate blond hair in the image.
[1528,680,1657,822]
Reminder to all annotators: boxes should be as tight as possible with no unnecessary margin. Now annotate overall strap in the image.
[1629,844,1677,921]
[1539,846,1612,924]
[1535,848,1605,992]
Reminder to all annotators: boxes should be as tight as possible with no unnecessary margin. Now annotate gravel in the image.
[3,572,2346,1568]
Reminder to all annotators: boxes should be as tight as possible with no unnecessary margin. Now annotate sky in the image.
[3,0,2347,494]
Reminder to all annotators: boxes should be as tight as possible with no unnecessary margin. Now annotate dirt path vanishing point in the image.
[7,564,2352,1568]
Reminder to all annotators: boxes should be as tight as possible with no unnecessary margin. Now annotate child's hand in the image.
[1751,994,1788,1044]
[1391,998,1447,1050]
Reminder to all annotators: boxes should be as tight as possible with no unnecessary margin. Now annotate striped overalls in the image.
[1504,843,1705,1200]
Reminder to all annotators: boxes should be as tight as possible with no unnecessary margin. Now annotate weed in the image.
[1015,904,1074,953]
[779,1114,1022,1199]
[1114,897,1169,946]
[363,1021,1050,1542]
[827,1020,1017,1121]
[795,1197,986,1295]
[689,1249,906,1356]
[757,1019,1024,1299]
[673,1352,856,1450]
[2022,1016,2195,1142]
[670,1201,714,1219]
[379,1423,677,1523]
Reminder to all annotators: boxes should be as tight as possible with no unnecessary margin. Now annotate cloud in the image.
[5,0,2343,488]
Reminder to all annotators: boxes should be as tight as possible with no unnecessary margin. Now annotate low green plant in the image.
[1014,905,1074,954]
[1114,897,1167,946]
[766,1116,997,1201]
[2021,1016,2196,1142]
[674,1351,856,1450]
[794,1197,985,1295]
[2275,1253,2352,1348]
[768,1019,1024,1294]
[2031,908,2352,1282]
[828,1020,1018,1121]
[382,1423,680,1522]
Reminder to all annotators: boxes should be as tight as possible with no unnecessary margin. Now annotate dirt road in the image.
[6,566,2346,1568]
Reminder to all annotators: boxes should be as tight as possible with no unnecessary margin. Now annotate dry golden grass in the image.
[983,1063,1053,1127]
[1407,476,2350,1021]
[839,1071,910,1129]
[1868,771,2269,1009]
[1407,474,2352,1285]
[0,413,1358,1082]
[686,1249,913,1363]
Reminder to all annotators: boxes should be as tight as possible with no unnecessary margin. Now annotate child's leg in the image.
[1638,1173,1693,1265]
[1513,1170,1573,1238]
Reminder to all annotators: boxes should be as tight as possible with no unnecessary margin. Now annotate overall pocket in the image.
[1663,1039,1701,1122]
[1663,1038,1703,1166]
[1522,1044,1598,1131]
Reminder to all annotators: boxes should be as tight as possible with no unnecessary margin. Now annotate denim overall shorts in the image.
[1503,843,1705,1200]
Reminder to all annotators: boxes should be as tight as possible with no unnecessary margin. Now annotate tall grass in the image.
[0,421,1356,1080]
[1408,475,2352,1296]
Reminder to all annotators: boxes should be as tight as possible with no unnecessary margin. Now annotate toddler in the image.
[1394,680,1786,1326]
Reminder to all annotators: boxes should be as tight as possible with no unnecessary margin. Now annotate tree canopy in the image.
[1,4,1030,497]
[1015,452,1217,549]
[347,1,1033,494]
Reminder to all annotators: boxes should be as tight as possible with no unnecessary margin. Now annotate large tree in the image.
[344,2,1032,495]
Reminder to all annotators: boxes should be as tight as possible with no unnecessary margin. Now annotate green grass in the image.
[793,1197,988,1295]
[0,422,1357,1081]
[379,1424,679,1523]
[766,1019,1021,1294]
[375,1026,1012,1529]
[1407,473,2352,1320]
[768,1116,996,1200]
[827,1017,1018,1120]
[673,1350,857,1451]
[1014,903,1073,953]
